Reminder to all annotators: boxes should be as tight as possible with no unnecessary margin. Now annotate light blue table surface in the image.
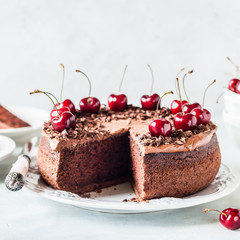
[0,115,240,240]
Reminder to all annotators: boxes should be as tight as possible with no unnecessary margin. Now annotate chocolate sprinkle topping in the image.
[43,105,216,147]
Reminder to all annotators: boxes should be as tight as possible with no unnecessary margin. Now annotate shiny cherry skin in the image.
[228,79,240,92]
[108,94,127,111]
[171,100,188,114]
[149,119,172,137]
[219,208,240,230]
[141,93,160,110]
[80,97,100,113]
[54,99,76,114]
[174,113,197,131]
[50,106,70,121]
[183,102,201,113]
[51,111,76,133]
[191,108,211,125]
[235,81,240,94]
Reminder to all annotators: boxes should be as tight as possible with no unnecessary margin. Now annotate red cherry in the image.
[235,80,240,94]
[204,208,240,231]
[183,102,201,113]
[51,111,76,133]
[108,94,127,111]
[54,99,76,114]
[149,119,172,137]
[173,113,197,131]
[50,106,70,121]
[80,97,100,113]
[171,100,188,114]
[228,79,240,92]
[191,108,211,125]
[141,93,160,110]
[219,208,240,230]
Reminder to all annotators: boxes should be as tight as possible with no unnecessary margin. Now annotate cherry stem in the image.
[118,65,128,94]
[76,70,92,98]
[147,64,154,95]
[202,80,216,109]
[176,77,184,115]
[156,91,174,118]
[203,208,228,218]
[175,68,185,99]
[60,64,65,103]
[216,88,228,104]
[227,57,240,78]
[29,90,60,117]
[183,69,193,103]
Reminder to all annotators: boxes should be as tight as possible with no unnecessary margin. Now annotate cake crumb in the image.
[113,187,117,190]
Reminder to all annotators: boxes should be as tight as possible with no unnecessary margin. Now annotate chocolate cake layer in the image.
[38,130,131,195]
[130,134,221,200]
[0,105,30,129]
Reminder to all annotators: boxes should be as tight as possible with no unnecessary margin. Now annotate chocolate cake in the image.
[0,105,30,129]
[37,106,221,201]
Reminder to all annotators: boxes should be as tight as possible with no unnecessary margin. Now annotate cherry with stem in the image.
[30,90,76,132]
[108,65,128,111]
[148,91,173,137]
[191,80,216,125]
[173,77,197,131]
[76,69,101,113]
[171,68,188,114]
[141,64,160,110]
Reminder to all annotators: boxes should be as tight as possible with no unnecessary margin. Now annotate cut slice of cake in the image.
[0,105,30,129]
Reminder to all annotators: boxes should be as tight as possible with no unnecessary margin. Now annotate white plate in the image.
[0,135,16,162]
[24,161,240,213]
[0,106,49,142]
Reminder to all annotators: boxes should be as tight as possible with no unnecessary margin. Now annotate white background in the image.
[1,0,240,115]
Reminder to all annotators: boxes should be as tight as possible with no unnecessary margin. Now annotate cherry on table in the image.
[108,65,128,111]
[149,119,172,137]
[204,208,240,230]
[52,111,76,133]
[76,69,101,113]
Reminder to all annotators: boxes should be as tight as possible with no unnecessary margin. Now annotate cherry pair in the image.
[30,90,76,133]
[204,208,240,230]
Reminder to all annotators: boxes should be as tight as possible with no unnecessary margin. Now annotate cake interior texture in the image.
[37,106,221,201]
[0,105,30,129]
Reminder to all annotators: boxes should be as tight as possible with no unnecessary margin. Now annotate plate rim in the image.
[24,163,240,213]
[0,135,16,161]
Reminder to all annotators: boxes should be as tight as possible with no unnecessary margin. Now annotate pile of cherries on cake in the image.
[31,65,215,135]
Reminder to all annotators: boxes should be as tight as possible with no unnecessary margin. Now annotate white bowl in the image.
[0,105,49,143]
[223,90,240,115]
[222,110,240,148]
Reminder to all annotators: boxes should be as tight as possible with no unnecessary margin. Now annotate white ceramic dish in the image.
[223,90,240,115]
[0,106,49,142]
[222,110,240,148]
[25,160,240,214]
[0,135,16,162]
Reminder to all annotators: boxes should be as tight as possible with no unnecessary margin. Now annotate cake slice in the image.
[0,105,30,129]
[129,121,221,200]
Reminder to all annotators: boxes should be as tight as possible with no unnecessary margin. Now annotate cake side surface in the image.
[130,133,221,201]
[0,105,30,129]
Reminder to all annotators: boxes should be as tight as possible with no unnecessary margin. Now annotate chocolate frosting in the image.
[42,105,217,153]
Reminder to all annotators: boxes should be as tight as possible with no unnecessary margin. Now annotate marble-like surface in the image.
[1,0,240,114]
[0,116,240,239]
